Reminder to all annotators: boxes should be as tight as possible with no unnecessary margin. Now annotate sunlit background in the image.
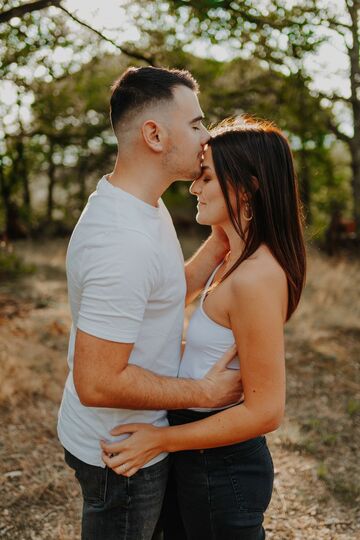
[1,0,352,124]
[0,3,359,539]
[0,0,358,243]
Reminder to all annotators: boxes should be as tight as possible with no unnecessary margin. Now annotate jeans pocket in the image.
[64,449,108,506]
[224,442,274,513]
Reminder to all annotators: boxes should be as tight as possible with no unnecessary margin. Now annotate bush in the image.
[0,242,35,280]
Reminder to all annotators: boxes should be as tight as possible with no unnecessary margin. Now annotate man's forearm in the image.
[185,233,228,304]
[74,324,241,412]
[80,364,211,410]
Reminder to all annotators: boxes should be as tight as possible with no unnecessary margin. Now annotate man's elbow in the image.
[74,374,107,408]
[78,389,105,408]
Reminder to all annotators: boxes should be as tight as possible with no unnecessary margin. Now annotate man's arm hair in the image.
[74,330,240,410]
[73,330,240,410]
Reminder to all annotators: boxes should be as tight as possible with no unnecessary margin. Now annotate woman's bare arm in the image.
[101,264,287,475]
[163,267,287,451]
[184,227,228,305]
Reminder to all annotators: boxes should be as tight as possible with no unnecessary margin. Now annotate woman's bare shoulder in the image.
[230,245,287,299]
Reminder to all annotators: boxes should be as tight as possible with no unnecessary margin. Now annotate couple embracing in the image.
[57,66,306,540]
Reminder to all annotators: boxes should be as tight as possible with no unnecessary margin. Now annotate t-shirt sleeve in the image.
[76,230,158,343]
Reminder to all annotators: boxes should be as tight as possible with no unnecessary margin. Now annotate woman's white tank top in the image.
[178,263,240,411]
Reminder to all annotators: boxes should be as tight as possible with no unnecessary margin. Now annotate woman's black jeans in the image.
[162,408,274,540]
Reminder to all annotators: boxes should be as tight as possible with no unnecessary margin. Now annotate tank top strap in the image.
[200,261,224,306]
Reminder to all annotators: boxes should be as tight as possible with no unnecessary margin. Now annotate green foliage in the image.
[0,3,98,84]
[162,50,345,230]
[0,243,35,280]
[166,0,357,231]
[317,462,328,480]
[0,0,104,235]
[0,0,355,239]
[168,0,327,68]
[347,398,360,417]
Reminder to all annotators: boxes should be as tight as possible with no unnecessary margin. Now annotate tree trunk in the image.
[77,158,88,209]
[16,139,32,224]
[347,0,360,234]
[47,140,56,222]
[296,72,312,224]
[350,140,360,233]
[0,161,9,238]
[298,148,311,224]
[0,160,11,238]
[0,163,26,239]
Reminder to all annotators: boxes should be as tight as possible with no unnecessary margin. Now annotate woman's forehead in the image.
[202,147,214,169]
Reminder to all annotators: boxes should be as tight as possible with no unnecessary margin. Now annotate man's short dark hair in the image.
[110,66,199,132]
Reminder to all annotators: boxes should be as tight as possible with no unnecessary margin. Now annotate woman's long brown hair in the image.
[209,117,306,321]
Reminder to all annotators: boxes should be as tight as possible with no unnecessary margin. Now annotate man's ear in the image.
[141,120,164,153]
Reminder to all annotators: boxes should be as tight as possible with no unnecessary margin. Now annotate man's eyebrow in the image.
[190,115,205,123]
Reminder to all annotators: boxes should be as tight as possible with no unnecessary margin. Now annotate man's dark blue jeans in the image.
[64,449,169,540]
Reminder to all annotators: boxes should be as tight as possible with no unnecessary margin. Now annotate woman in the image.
[101,116,306,539]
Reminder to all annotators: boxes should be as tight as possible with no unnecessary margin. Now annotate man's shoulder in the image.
[69,223,158,256]
[71,200,159,244]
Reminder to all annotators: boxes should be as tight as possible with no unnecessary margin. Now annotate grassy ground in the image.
[0,238,359,539]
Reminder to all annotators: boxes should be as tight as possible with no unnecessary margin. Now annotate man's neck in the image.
[108,158,171,207]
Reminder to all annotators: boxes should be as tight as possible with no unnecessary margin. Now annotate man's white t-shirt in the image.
[57,176,186,468]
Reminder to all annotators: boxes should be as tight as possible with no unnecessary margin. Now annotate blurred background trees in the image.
[0,0,358,246]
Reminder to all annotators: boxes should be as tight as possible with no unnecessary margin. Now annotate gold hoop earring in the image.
[243,203,253,222]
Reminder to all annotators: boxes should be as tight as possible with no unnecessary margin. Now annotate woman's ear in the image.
[240,191,250,205]
[251,175,260,192]
[141,120,164,153]
[241,176,259,204]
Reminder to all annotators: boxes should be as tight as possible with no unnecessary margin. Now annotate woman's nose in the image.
[190,179,201,196]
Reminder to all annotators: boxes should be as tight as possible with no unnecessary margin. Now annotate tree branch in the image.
[326,119,351,143]
[0,0,157,65]
[57,5,156,65]
[0,0,61,24]
[326,17,351,32]
[314,89,352,105]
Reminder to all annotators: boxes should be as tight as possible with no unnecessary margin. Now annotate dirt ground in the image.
[0,239,359,540]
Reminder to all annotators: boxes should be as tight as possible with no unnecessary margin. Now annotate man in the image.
[58,66,240,540]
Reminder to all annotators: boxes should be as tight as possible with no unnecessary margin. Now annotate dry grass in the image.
[290,247,360,334]
[0,240,359,539]
[279,249,360,515]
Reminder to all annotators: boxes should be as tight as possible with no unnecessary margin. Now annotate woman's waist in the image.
[168,407,223,422]
[167,408,265,457]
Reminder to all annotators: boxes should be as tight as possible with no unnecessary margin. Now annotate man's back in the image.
[58,176,186,468]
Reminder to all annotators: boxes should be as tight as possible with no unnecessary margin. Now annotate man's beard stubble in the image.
[162,143,201,182]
